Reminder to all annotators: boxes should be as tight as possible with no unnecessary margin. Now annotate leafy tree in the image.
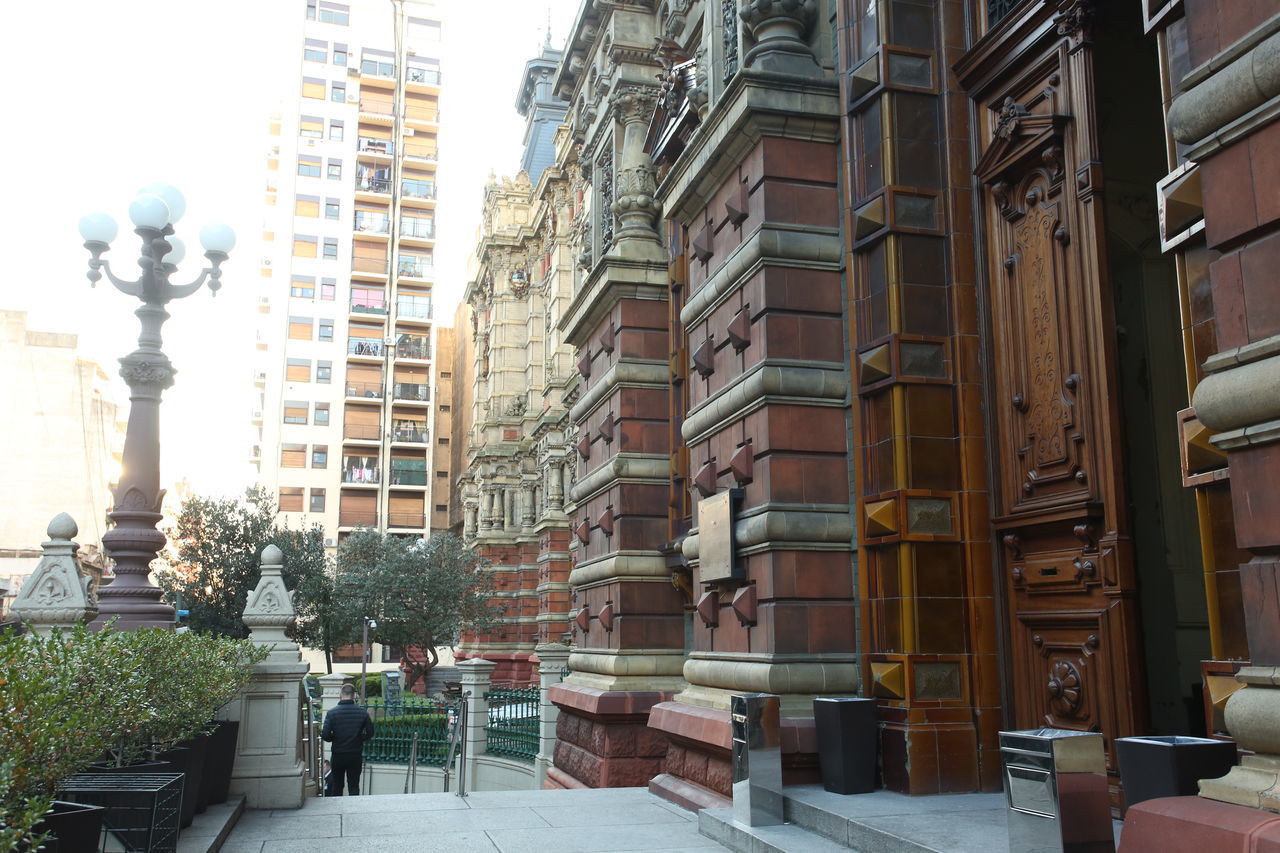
[157,486,355,670]
[336,531,498,691]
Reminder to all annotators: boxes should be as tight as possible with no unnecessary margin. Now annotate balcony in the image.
[357,137,394,157]
[339,509,378,527]
[396,299,432,321]
[360,59,395,78]
[358,98,394,124]
[389,468,426,486]
[400,218,434,242]
[343,422,382,441]
[406,66,441,86]
[387,512,425,529]
[342,463,380,485]
[397,256,432,280]
[348,338,385,358]
[345,381,383,399]
[393,382,429,402]
[401,179,436,200]
[352,256,389,280]
[354,212,390,235]
[349,297,387,316]
[395,336,431,361]
[355,173,392,197]
[391,422,428,443]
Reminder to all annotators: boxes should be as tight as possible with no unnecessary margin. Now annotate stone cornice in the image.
[570,452,670,504]
[569,359,669,423]
[558,255,668,346]
[568,550,672,589]
[657,69,841,224]
[681,358,848,446]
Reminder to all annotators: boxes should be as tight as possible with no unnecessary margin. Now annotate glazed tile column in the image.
[549,81,687,789]
[838,0,997,794]
[645,2,856,808]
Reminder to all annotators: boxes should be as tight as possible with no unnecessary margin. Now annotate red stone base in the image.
[547,683,675,788]
[455,651,536,685]
[1120,796,1280,852]
[649,773,731,811]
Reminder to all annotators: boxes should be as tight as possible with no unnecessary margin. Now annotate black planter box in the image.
[199,720,239,806]
[155,743,203,829]
[1116,735,1238,809]
[813,697,878,795]
[36,800,105,853]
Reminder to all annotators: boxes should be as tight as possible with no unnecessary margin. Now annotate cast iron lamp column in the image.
[78,183,235,630]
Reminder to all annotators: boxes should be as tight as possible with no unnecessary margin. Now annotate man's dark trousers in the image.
[328,753,362,796]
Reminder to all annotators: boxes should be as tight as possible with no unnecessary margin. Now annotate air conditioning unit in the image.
[324,538,337,548]
[346,95,359,104]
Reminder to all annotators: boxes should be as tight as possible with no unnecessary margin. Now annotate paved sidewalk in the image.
[219,787,729,853]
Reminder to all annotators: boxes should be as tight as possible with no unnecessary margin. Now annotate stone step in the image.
[699,807,853,853]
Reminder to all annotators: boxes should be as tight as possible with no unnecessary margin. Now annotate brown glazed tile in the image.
[1250,121,1280,227]
[1209,249,1247,349]
[761,136,838,184]
[1202,140,1258,249]
[1240,229,1280,343]
[1184,0,1222,68]
[916,597,966,653]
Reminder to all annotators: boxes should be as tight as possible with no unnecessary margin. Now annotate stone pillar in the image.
[317,673,348,716]
[547,461,564,511]
[464,500,479,540]
[458,657,496,787]
[504,487,516,531]
[534,643,571,787]
[480,487,495,531]
[739,0,820,76]
[609,86,663,258]
[521,483,537,530]
[227,545,309,809]
[10,514,98,637]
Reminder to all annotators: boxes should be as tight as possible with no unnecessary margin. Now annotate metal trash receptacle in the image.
[732,692,784,827]
[1115,735,1237,809]
[813,697,877,794]
[1000,728,1114,853]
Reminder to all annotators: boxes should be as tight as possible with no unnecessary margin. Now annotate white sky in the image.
[0,0,578,498]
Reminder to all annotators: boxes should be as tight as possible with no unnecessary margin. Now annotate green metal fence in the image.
[362,699,455,766]
[484,684,539,762]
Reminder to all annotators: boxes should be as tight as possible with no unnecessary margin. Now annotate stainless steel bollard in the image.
[732,692,785,827]
[1000,728,1114,853]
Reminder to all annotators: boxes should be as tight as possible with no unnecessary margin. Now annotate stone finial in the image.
[11,513,98,635]
[242,545,297,658]
[740,0,820,75]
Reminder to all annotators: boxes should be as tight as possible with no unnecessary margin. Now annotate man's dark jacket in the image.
[322,699,374,756]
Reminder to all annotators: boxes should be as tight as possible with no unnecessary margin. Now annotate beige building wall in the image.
[449,298,474,534]
[430,325,455,534]
[0,310,125,611]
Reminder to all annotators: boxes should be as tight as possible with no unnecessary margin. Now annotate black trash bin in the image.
[813,697,878,794]
[1116,735,1238,809]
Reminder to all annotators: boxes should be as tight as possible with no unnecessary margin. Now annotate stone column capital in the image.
[610,85,661,125]
[739,0,821,75]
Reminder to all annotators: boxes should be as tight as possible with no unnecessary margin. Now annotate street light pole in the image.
[79,184,235,631]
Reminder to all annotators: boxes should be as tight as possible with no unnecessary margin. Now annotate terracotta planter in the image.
[199,720,240,806]
[35,800,105,853]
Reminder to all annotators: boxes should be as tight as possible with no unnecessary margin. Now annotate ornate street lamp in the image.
[79,183,235,630]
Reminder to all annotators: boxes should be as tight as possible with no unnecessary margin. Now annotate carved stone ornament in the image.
[610,85,659,125]
[739,0,820,75]
[242,544,296,632]
[10,513,98,631]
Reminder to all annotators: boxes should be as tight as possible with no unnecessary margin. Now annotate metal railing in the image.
[345,381,383,399]
[407,66,441,85]
[354,212,390,233]
[356,175,392,194]
[342,465,380,485]
[401,179,436,199]
[391,424,428,443]
[483,684,539,762]
[393,382,429,401]
[349,299,387,315]
[348,339,385,357]
[396,338,431,360]
[301,680,323,795]
[363,699,454,766]
[396,299,432,319]
[390,468,426,486]
[357,137,394,156]
[343,422,381,440]
[388,512,426,528]
[400,218,435,239]
[398,257,433,278]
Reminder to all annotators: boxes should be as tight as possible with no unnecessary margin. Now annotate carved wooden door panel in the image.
[963,3,1146,767]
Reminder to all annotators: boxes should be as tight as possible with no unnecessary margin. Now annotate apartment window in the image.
[306,0,316,19]
[360,53,395,77]
[301,77,326,100]
[438,437,449,445]
[283,401,309,424]
[318,319,334,341]
[318,2,349,25]
[435,504,447,512]
[330,82,346,103]
[292,235,318,258]
[312,444,329,467]
[288,316,313,340]
[322,237,339,260]
[290,275,315,298]
[314,402,330,425]
[317,360,332,383]
[329,120,344,141]
[332,44,348,66]
[295,194,320,217]
[281,443,307,467]
[303,40,326,63]
[299,115,323,138]
[286,358,311,382]
[440,371,451,378]
[310,488,327,513]
[280,487,304,512]
[327,159,343,180]
[324,199,340,220]
[297,156,321,178]
[436,471,448,478]
[439,404,450,412]
[320,279,336,301]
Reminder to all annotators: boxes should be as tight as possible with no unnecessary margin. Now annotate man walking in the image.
[321,683,374,795]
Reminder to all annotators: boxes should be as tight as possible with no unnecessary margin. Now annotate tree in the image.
[336,530,499,692]
[157,487,356,670]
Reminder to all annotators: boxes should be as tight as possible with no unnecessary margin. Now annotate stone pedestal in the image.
[317,673,348,715]
[458,657,497,788]
[10,514,98,636]
[534,643,571,787]
[227,546,309,809]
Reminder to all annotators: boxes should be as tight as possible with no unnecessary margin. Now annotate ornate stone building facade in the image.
[453,0,1280,829]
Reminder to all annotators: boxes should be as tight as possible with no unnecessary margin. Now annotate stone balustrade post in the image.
[318,672,349,715]
[533,643,570,787]
[226,545,309,809]
[10,514,98,637]
[458,657,497,788]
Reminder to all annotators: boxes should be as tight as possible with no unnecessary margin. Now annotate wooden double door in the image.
[959,1,1174,763]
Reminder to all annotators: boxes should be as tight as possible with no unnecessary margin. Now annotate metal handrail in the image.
[345,381,383,399]
[348,339,385,357]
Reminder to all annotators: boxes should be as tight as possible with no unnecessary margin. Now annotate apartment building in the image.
[252,0,445,552]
